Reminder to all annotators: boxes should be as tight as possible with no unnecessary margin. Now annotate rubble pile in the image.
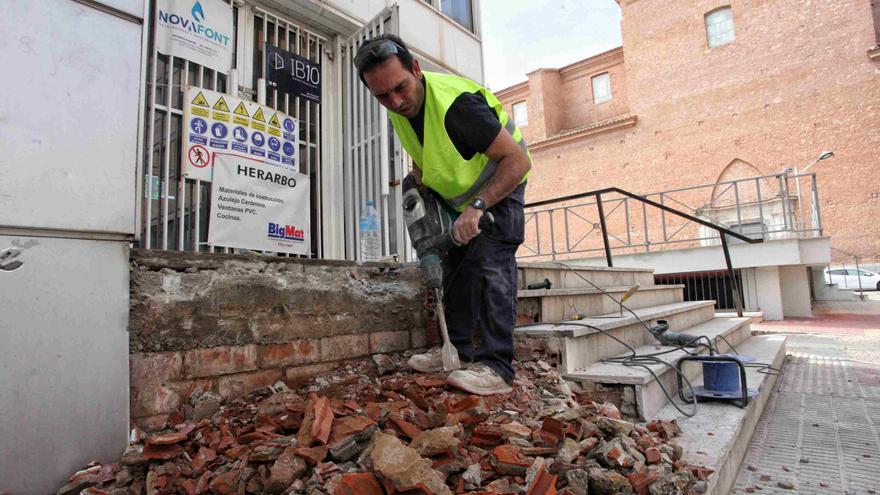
[59,355,709,495]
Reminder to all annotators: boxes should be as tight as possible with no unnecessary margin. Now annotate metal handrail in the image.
[829,247,867,298]
[525,186,763,316]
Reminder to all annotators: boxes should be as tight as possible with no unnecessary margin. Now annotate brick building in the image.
[497,0,880,262]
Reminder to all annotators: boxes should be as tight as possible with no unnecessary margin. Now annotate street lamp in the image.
[787,150,834,232]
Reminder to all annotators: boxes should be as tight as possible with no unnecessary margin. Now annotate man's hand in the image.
[453,206,484,244]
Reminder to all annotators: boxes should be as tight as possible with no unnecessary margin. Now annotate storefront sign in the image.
[208,153,310,255]
[156,0,233,73]
[182,87,298,181]
[265,43,322,103]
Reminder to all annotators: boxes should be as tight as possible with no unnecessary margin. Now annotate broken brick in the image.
[526,467,558,495]
[371,432,452,495]
[540,417,565,445]
[310,396,334,445]
[471,424,505,447]
[597,403,622,420]
[208,469,241,495]
[294,446,329,465]
[333,473,383,495]
[266,447,307,493]
[500,421,533,441]
[142,443,183,461]
[191,447,217,471]
[146,430,189,446]
[627,471,659,495]
[388,412,423,439]
[490,444,532,476]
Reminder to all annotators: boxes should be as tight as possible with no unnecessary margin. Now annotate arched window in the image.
[705,7,735,48]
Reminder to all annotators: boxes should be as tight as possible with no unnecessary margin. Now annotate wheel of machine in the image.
[876,281,880,291]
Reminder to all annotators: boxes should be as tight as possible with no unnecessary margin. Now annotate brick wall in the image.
[128,249,428,421]
[497,0,880,262]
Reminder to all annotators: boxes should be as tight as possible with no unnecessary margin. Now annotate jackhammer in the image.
[401,174,493,371]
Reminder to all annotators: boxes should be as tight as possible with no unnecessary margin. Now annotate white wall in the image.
[573,237,831,275]
[779,266,813,317]
[755,266,785,320]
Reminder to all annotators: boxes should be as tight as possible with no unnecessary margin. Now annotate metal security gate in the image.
[342,8,414,262]
[139,0,326,257]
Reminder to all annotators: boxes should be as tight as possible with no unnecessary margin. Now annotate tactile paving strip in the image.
[734,353,880,494]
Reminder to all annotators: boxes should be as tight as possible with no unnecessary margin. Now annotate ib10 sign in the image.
[264,43,321,104]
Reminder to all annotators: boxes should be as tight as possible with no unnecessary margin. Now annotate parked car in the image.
[824,267,880,290]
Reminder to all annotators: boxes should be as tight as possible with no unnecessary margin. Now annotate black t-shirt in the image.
[409,80,503,161]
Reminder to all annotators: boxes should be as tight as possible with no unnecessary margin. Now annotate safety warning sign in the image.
[183,86,297,181]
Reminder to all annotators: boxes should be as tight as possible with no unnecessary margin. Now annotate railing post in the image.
[755,178,766,239]
[856,256,864,295]
[549,209,557,261]
[778,174,790,232]
[596,194,613,267]
[720,233,744,317]
[811,174,823,236]
[660,193,668,242]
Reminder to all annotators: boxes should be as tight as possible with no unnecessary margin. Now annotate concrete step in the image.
[514,301,716,375]
[517,284,684,322]
[564,317,753,420]
[518,262,655,290]
[653,334,787,495]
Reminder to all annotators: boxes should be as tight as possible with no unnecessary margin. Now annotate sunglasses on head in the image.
[354,39,407,71]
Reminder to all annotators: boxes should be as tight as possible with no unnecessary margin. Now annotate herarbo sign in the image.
[264,43,322,104]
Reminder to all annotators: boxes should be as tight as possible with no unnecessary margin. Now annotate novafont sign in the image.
[157,1,230,46]
[156,0,233,72]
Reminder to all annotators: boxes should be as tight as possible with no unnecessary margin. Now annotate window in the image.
[591,73,612,104]
[705,7,735,48]
[512,101,528,127]
[441,0,474,32]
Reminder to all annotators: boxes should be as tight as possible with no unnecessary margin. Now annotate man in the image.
[355,34,531,395]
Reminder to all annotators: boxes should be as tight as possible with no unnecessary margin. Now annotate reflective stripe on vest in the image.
[447,118,529,208]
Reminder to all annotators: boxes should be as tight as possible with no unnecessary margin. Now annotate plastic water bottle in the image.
[359,200,381,261]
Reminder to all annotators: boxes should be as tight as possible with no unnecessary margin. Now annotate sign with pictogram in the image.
[188,144,211,168]
[183,87,297,181]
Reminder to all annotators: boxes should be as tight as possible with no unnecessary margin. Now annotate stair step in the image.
[518,262,655,290]
[653,335,787,495]
[566,317,752,384]
[564,317,753,419]
[514,301,717,374]
[515,301,716,338]
[517,285,684,322]
[517,284,683,298]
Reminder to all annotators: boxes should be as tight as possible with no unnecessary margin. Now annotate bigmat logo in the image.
[267,223,305,242]
[158,1,231,46]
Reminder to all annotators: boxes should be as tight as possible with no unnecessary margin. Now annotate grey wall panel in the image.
[0,0,142,234]
[92,0,145,19]
[0,235,129,495]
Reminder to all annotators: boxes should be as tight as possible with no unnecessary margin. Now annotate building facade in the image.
[0,1,483,492]
[497,0,880,263]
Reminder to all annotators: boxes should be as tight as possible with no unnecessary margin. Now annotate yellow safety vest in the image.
[389,71,530,211]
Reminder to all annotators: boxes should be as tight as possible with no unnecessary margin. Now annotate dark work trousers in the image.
[442,183,526,384]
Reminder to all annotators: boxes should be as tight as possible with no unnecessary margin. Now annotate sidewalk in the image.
[733,300,880,494]
[749,294,880,338]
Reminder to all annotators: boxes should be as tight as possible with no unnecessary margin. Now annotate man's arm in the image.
[453,129,531,244]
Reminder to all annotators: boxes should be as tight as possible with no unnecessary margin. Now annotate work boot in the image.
[446,362,513,396]
[407,347,444,373]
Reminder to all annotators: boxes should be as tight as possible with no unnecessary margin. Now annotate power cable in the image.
[514,261,780,417]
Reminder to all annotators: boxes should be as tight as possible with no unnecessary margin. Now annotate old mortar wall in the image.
[128,249,428,421]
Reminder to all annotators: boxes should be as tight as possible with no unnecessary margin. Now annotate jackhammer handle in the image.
[479,211,495,230]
